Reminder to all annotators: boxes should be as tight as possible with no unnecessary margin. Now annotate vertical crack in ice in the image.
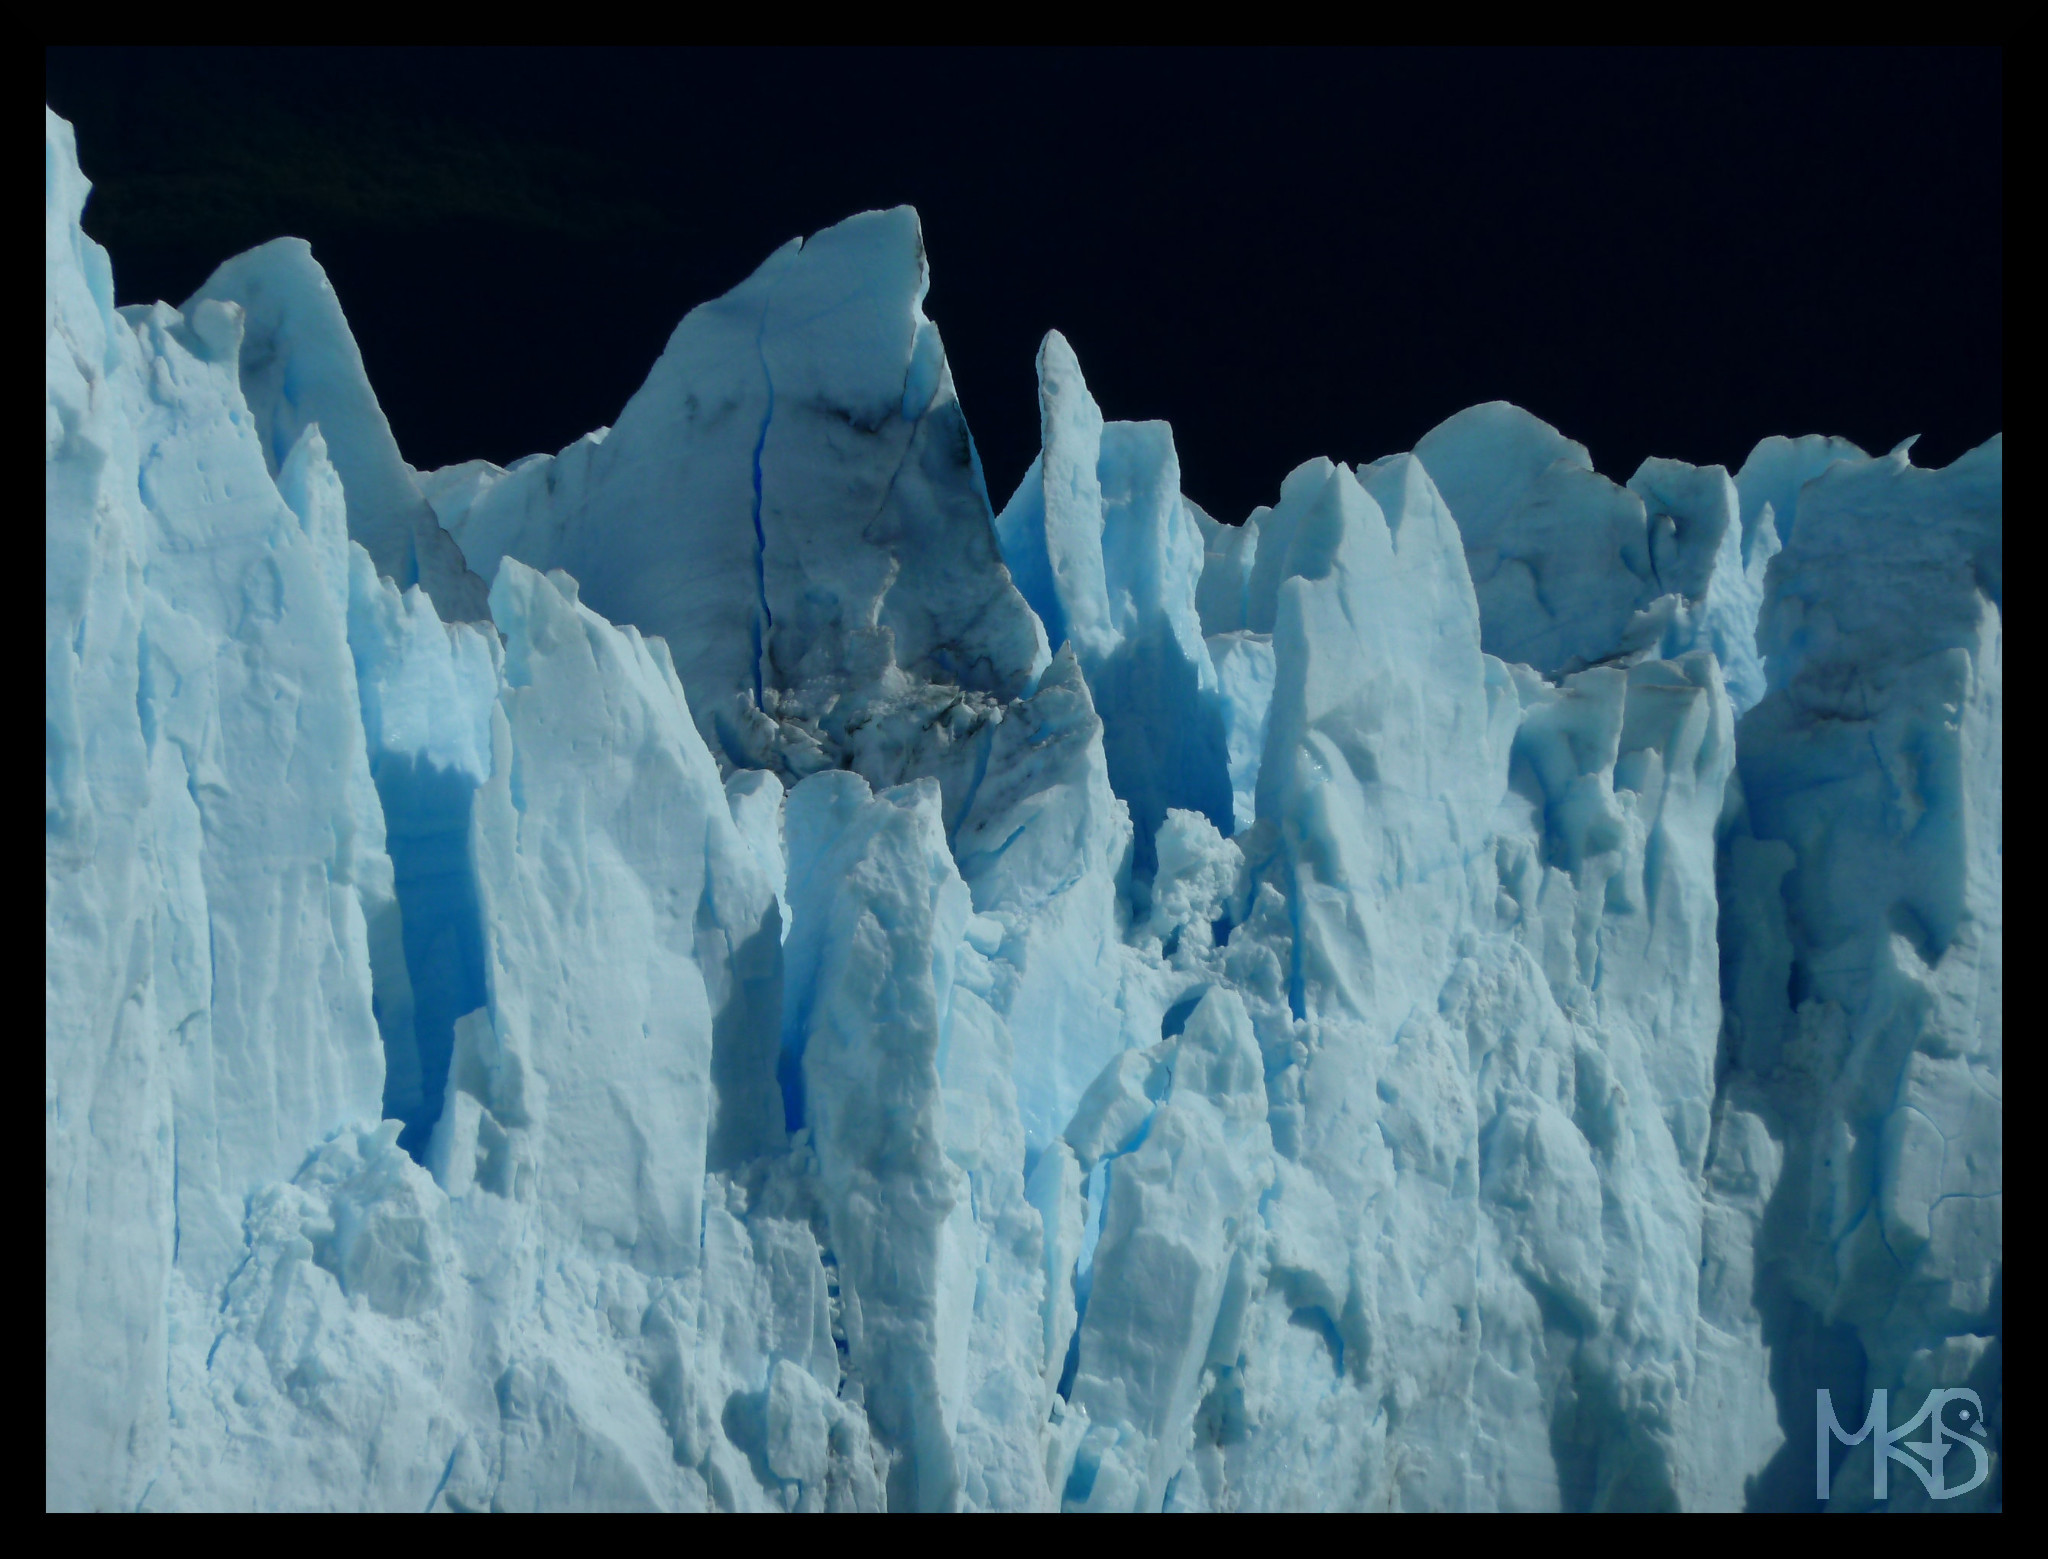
[424,1446,459,1513]
[947,718,994,849]
[749,307,777,710]
[1284,852,1308,1024]
[372,753,489,1161]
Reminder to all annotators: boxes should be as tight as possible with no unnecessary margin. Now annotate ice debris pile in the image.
[46,108,2000,1511]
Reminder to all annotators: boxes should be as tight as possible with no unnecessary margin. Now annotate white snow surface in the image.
[47,109,2000,1511]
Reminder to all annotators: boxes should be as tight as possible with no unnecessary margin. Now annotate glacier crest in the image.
[45,107,1999,1511]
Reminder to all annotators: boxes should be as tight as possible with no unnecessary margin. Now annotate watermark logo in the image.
[1817,1388,1991,1501]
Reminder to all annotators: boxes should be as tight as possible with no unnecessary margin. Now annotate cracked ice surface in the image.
[45,108,2000,1511]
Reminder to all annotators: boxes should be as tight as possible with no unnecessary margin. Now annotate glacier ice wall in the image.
[45,107,2000,1512]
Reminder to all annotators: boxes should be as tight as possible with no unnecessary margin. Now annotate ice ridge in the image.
[46,107,1999,1512]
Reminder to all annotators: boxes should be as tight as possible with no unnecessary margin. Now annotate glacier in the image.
[45,107,2000,1512]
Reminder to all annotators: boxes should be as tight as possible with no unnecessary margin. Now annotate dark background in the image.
[45,47,2003,525]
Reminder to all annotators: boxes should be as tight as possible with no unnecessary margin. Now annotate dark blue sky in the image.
[46,46,2003,525]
